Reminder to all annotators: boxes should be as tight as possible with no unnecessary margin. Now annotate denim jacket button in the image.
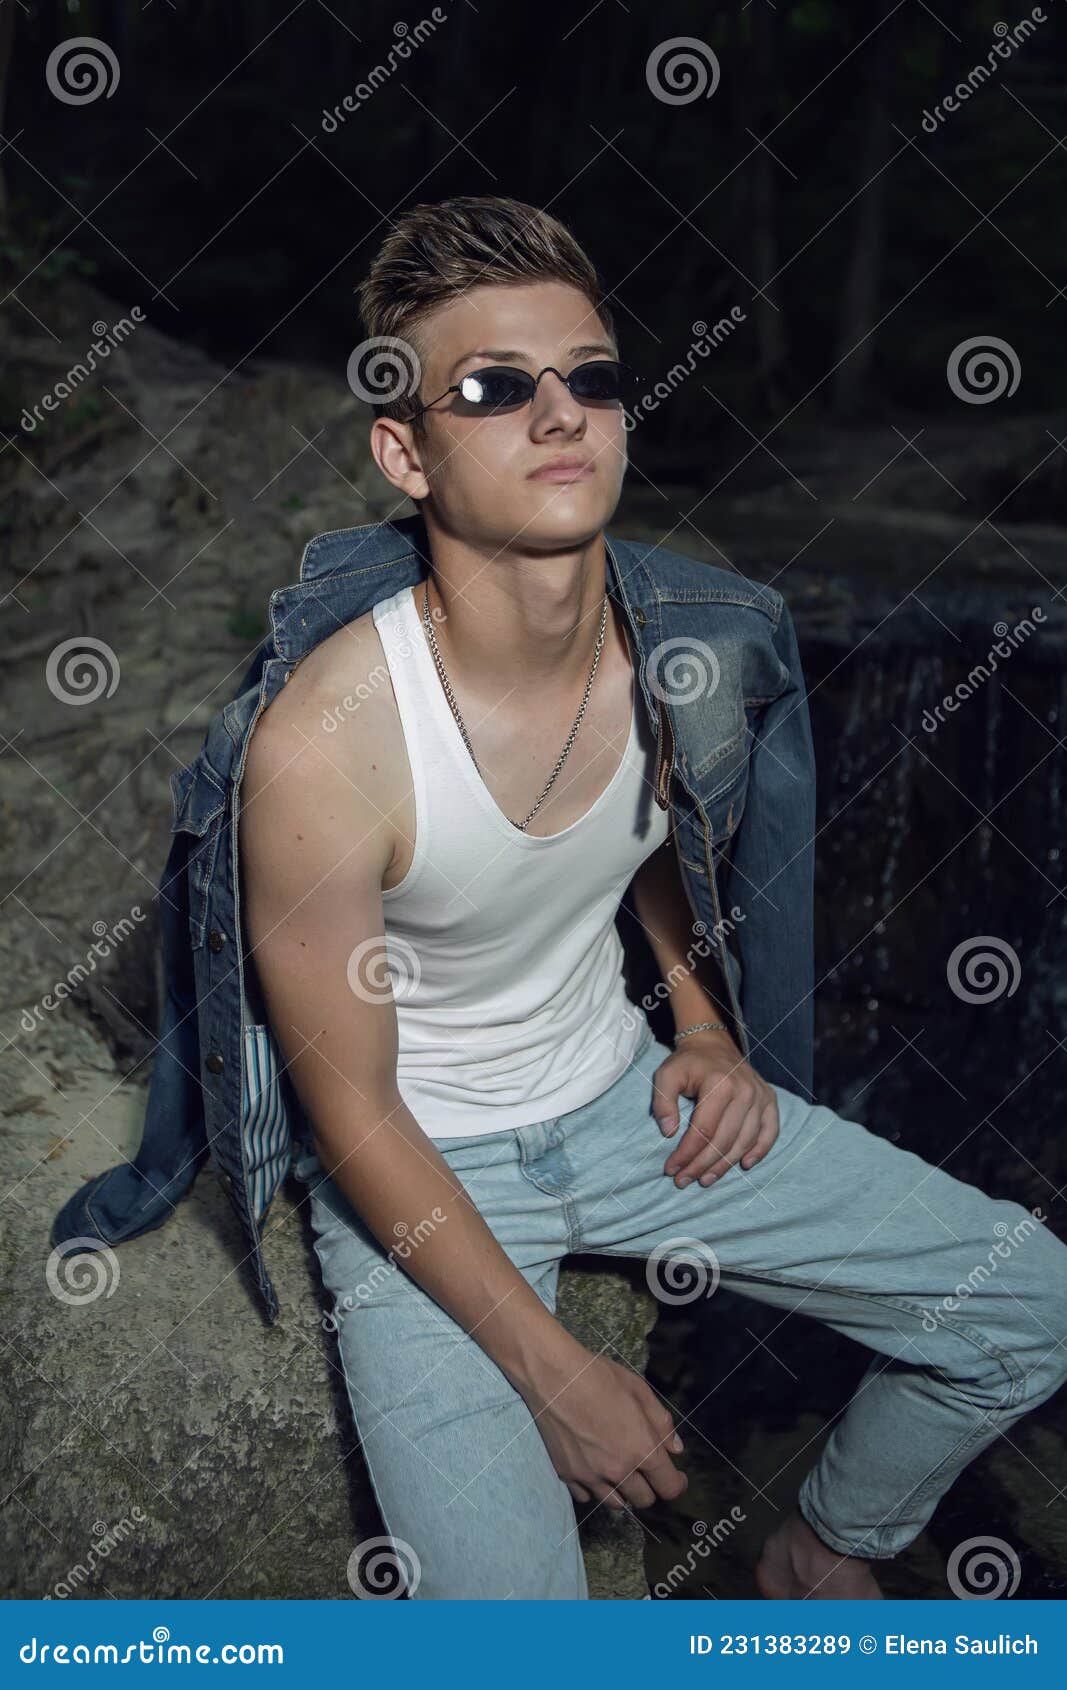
[633,607,646,628]
[205,1051,225,1075]
[208,929,226,953]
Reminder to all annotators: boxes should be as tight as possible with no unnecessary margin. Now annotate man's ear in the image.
[370,416,430,501]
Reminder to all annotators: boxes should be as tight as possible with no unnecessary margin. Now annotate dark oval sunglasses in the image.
[404,359,641,422]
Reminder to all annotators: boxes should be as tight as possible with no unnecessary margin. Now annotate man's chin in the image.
[505,488,619,550]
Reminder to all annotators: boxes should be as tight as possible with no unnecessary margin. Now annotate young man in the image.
[235,195,1066,1602]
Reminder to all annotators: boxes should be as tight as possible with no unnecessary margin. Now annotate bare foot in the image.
[756,1509,884,1599]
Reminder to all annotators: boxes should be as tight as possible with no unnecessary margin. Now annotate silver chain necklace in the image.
[421,577,609,832]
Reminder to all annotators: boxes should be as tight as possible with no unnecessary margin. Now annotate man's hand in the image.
[523,1350,688,1512]
[653,1031,780,1188]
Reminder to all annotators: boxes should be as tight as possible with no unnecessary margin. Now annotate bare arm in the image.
[630,835,741,1051]
[239,679,686,1510]
[631,835,779,1182]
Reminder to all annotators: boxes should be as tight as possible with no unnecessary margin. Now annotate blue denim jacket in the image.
[52,512,816,1322]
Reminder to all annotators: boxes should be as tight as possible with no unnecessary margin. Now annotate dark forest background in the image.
[4,1,1067,423]
[1,0,1066,1602]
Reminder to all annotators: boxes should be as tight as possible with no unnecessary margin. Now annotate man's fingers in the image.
[662,1080,733,1175]
[650,1067,685,1137]
[640,1448,689,1503]
[694,1113,762,1186]
[620,1472,658,1510]
[665,1088,748,1181]
[566,1480,593,1504]
[741,1098,781,1169]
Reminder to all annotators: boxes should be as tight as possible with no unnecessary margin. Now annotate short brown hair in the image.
[355,195,617,437]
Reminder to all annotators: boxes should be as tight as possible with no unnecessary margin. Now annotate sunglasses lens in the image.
[458,367,533,409]
[568,360,627,401]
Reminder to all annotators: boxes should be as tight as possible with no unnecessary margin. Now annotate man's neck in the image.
[419,522,616,695]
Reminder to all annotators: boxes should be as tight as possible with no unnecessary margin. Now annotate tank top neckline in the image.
[394,580,640,850]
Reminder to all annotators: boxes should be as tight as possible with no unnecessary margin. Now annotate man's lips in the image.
[527,458,596,483]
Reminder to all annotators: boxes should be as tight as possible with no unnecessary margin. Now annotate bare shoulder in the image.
[241,606,406,887]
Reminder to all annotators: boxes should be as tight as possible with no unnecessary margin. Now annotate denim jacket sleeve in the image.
[49,827,210,1249]
[722,597,817,1103]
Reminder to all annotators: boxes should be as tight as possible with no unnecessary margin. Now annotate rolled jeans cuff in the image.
[796,1478,897,1562]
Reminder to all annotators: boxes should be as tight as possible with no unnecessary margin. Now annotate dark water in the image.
[639,565,1067,1599]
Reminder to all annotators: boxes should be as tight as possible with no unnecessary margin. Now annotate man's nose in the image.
[530,370,584,428]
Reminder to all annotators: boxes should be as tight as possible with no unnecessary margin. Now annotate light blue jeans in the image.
[292,1023,1067,1599]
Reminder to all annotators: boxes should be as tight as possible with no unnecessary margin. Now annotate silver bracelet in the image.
[673,1020,727,1045]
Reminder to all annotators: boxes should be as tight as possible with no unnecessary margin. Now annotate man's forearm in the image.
[631,837,739,1041]
[312,1101,586,1397]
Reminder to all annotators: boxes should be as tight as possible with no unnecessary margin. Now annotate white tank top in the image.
[370,582,671,1139]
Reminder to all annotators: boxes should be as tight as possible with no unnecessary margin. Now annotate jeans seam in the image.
[656,1261,1027,1401]
[591,1254,1026,1415]
[874,1416,1009,1557]
[518,1133,583,1252]
[309,1228,418,1598]
[518,1166,582,1252]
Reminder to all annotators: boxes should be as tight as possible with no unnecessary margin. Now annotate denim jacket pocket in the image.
[691,656,790,840]
[169,756,227,948]
[692,717,751,841]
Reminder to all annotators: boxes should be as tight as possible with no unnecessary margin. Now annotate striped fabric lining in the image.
[241,1024,293,1223]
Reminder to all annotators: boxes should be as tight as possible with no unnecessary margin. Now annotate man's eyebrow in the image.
[445,342,617,382]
